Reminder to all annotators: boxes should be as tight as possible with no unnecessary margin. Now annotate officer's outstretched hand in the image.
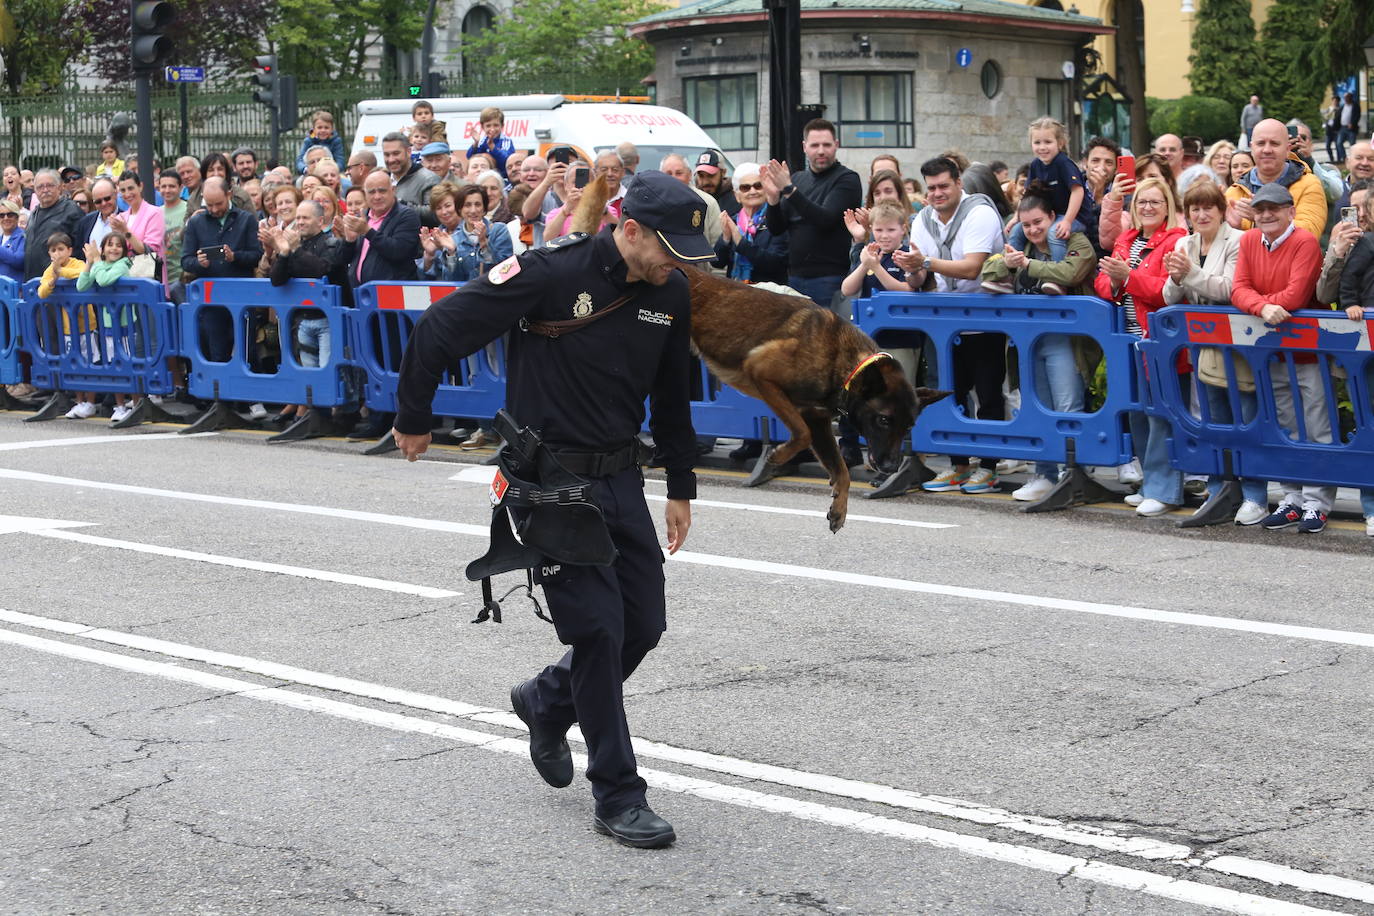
[393,429,432,462]
[664,499,691,555]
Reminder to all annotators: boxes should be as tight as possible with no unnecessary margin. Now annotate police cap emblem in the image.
[691,209,702,228]
[572,292,593,318]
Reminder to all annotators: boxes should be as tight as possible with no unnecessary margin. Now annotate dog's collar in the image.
[843,351,894,392]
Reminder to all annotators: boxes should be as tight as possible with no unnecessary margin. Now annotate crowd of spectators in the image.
[5,94,1374,534]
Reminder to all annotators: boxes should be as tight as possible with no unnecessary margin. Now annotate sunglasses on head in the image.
[736,181,764,191]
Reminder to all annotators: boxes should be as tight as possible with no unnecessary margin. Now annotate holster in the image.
[465,409,617,623]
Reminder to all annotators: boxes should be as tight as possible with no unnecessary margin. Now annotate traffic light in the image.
[278,74,298,131]
[130,0,176,73]
[253,54,277,108]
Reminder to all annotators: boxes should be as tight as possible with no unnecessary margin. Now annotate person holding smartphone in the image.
[1224,119,1329,239]
[543,160,610,238]
[176,178,262,364]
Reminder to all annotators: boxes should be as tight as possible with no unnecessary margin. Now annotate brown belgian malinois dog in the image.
[571,172,949,531]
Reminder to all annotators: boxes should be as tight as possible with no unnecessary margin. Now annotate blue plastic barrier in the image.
[352,280,512,422]
[181,278,351,406]
[688,360,788,443]
[21,277,176,395]
[1141,305,1374,489]
[857,292,1142,468]
[0,276,19,385]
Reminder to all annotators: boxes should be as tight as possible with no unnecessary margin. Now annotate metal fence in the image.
[0,69,637,172]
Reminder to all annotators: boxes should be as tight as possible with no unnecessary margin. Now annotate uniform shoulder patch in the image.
[544,232,589,250]
[489,256,522,285]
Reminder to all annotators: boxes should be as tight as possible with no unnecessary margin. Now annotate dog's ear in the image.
[915,387,953,409]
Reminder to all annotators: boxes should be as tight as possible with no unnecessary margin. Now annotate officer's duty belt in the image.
[549,440,646,477]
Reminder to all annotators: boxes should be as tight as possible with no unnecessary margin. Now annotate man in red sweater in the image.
[1230,182,1333,533]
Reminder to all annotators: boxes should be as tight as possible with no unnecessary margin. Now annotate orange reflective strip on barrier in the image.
[1185,310,1374,352]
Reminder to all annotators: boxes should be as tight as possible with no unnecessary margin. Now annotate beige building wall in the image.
[1021,0,1271,100]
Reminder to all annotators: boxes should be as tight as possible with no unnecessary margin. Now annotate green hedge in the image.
[1146,96,1238,144]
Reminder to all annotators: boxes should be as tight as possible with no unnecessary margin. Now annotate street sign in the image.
[164,66,204,83]
[955,48,972,69]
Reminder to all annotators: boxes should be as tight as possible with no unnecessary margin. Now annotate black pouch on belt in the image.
[464,409,617,623]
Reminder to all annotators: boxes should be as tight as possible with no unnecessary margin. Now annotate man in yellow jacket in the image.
[1225,119,1327,239]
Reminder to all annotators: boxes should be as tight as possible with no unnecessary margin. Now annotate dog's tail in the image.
[570,171,614,236]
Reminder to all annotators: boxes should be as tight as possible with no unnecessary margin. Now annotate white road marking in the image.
[0,515,93,536]
[1,525,457,599]
[450,464,956,529]
[2,605,1371,909]
[0,467,488,536]
[0,431,216,451]
[0,621,1341,916]
[7,468,1374,651]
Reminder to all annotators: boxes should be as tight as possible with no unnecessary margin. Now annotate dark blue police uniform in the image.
[394,171,712,848]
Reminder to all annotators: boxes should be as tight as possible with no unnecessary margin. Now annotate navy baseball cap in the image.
[620,169,714,261]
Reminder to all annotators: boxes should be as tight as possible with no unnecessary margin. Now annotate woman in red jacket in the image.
[1094,177,1189,518]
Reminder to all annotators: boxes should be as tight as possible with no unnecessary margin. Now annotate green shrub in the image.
[1147,96,1237,144]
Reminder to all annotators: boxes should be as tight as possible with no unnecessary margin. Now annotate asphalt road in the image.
[2,412,1374,916]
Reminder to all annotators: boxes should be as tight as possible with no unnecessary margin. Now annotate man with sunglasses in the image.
[59,166,87,199]
[23,169,82,280]
[73,178,121,254]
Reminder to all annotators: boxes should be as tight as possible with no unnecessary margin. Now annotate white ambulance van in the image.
[351,94,734,174]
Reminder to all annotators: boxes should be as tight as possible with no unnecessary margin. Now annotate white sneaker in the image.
[248,402,269,420]
[1012,476,1054,501]
[1117,459,1143,485]
[147,395,163,404]
[1136,498,1175,517]
[110,405,131,423]
[997,458,1028,475]
[1124,493,1144,506]
[68,401,96,419]
[1366,516,1374,537]
[1234,500,1267,526]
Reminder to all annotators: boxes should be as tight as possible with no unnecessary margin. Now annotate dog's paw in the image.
[827,504,847,533]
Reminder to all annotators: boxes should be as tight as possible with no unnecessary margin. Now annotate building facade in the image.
[633,0,1110,173]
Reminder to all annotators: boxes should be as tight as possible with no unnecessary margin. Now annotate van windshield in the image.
[594,144,737,176]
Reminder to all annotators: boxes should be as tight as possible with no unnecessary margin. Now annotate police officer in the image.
[392,171,711,848]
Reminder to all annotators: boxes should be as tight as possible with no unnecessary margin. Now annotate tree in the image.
[1303,0,1374,100]
[83,0,273,82]
[269,0,424,82]
[1112,0,1148,153]
[456,0,666,92]
[0,0,89,95]
[1256,0,1324,130]
[1187,0,1258,112]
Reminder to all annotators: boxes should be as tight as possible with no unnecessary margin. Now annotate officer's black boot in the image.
[593,805,676,849]
[510,681,574,788]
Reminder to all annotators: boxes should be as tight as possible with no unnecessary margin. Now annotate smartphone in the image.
[547,146,575,166]
[198,245,224,263]
[573,167,590,189]
[1342,207,1358,225]
[1116,154,1134,178]
[1287,124,1299,139]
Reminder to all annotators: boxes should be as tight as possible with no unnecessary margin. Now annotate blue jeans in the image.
[1128,410,1183,505]
[788,274,845,313]
[296,316,330,368]
[1032,334,1084,480]
[1201,383,1268,506]
[1008,216,1084,264]
[1337,127,1356,162]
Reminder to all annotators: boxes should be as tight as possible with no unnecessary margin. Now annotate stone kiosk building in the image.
[632,0,1111,172]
